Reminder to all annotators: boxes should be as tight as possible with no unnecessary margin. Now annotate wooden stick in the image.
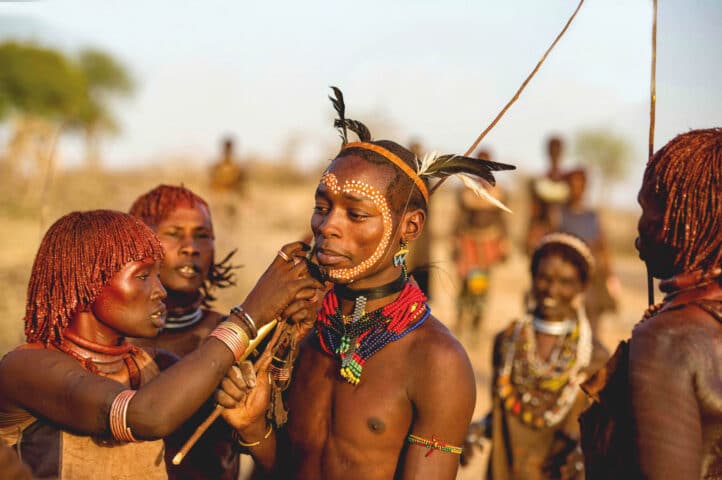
[429,0,586,197]
[172,318,279,465]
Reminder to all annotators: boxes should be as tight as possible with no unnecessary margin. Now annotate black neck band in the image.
[335,274,407,301]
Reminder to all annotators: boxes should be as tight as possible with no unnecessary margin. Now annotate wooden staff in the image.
[172,318,279,465]
[647,0,658,307]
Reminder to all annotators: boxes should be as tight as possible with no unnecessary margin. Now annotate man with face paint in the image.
[461,233,608,480]
[215,89,515,479]
[580,128,722,480]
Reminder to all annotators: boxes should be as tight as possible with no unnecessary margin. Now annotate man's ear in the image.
[401,209,426,242]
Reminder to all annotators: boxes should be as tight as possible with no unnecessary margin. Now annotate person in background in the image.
[558,168,619,335]
[463,233,608,480]
[526,136,570,254]
[453,149,510,339]
[129,184,242,479]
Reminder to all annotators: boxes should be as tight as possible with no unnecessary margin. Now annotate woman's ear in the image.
[401,209,426,242]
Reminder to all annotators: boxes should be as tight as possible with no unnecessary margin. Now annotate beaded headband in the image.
[342,142,429,203]
[535,232,595,273]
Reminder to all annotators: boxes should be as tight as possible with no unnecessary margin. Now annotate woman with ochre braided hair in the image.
[580,128,722,480]
[128,185,244,479]
[0,210,322,479]
[213,88,515,480]
[462,233,608,480]
[129,185,239,357]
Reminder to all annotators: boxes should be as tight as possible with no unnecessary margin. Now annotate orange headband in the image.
[342,142,429,203]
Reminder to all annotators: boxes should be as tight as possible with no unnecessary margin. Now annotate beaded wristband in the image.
[109,389,138,442]
[407,434,462,457]
[233,423,273,447]
[230,305,259,339]
[209,323,250,362]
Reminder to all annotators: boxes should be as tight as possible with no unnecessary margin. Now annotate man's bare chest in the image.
[286,345,414,452]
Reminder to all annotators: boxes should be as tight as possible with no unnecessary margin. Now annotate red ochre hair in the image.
[129,185,237,306]
[129,184,212,230]
[645,128,722,274]
[25,210,164,345]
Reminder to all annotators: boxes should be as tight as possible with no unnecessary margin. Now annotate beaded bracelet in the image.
[233,423,273,447]
[407,434,462,457]
[230,305,259,339]
[209,321,250,362]
[109,389,138,442]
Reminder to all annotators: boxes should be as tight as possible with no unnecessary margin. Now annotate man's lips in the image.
[316,248,348,266]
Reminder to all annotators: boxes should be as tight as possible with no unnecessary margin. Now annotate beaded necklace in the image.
[316,282,429,385]
[495,312,592,429]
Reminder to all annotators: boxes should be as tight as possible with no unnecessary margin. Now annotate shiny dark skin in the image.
[629,173,722,479]
[0,241,322,442]
[154,203,214,310]
[218,155,476,480]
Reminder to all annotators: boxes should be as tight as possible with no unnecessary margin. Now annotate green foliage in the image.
[76,48,134,132]
[573,129,632,184]
[0,41,133,132]
[0,41,90,122]
[78,48,134,95]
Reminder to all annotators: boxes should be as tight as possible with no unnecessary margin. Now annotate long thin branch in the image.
[430,0,586,196]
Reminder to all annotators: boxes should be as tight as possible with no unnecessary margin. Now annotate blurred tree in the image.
[0,41,87,177]
[0,41,134,173]
[75,48,134,169]
[573,129,632,192]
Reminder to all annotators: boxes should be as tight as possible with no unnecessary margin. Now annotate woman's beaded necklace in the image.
[316,282,429,385]
[495,312,592,429]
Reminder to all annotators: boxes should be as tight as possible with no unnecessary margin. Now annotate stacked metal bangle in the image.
[210,320,250,361]
[230,305,259,339]
[109,389,138,442]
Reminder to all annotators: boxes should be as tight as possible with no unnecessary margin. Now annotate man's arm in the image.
[401,331,476,480]
[629,310,703,479]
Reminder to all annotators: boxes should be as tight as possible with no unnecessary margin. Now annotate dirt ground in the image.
[0,167,647,479]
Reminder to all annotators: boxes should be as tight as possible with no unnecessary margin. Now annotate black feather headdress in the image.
[328,86,515,211]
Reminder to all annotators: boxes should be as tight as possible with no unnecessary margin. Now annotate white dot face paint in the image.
[314,171,393,283]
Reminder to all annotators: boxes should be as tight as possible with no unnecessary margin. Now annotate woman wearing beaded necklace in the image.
[463,233,608,480]
[213,89,514,480]
[128,185,244,479]
[580,128,722,480]
[0,210,321,479]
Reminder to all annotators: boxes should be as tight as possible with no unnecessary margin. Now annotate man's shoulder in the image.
[407,316,472,372]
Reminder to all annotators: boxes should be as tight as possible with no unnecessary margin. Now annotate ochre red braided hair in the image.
[129,185,238,306]
[645,128,722,274]
[25,210,164,345]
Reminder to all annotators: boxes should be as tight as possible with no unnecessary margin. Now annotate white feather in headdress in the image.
[459,173,512,213]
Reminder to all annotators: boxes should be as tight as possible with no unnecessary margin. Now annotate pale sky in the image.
[1,0,721,206]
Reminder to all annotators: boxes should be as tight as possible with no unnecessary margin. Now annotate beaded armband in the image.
[230,305,259,339]
[232,423,273,447]
[109,389,138,442]
[407,434,462,457]
[209,320,250,362]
